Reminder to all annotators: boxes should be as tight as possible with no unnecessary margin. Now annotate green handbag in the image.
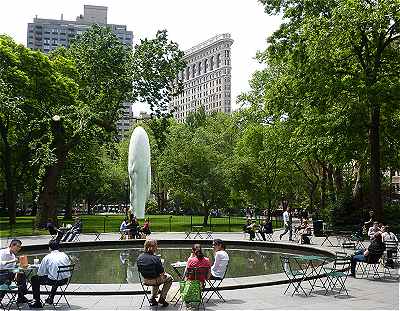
[179,280,202,303]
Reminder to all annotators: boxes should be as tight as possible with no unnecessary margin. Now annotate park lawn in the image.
[0,214,282,238]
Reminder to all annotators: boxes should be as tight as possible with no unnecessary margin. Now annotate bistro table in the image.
[291,255,333,295]
[170,261,187,304]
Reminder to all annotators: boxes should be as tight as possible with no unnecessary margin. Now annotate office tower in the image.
[27,5,133,53]
[170,33,233,123]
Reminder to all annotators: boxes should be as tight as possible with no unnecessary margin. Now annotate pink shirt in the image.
[186,256,211,282]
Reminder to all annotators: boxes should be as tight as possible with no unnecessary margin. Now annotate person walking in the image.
[279,207,293,241]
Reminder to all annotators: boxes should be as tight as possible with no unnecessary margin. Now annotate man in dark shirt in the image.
[136,239,173,307]
[350,232,385,277]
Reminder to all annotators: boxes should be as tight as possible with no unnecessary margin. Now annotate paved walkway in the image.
[1,231,398,310]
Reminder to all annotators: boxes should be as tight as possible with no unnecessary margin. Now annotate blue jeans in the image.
[351,250,366,275]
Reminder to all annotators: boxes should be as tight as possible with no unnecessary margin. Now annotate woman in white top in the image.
[211,239,229,279]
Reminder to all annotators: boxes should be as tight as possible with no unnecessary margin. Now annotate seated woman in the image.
[125,214,141,239]
[185,244,211,284]
[350,232,386,277]
[142,218,151,236]
[297,220,312,244]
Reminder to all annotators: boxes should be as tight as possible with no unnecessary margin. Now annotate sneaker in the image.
[29,301,43,309]
[17,296,30,304]
[45,297,54,305]
[158,298,169,307]
[149,298,158,306]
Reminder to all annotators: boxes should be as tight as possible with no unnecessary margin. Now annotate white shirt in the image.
[211,250,229,279]
[382,232,398,242]
[0,247,16,269]
[283,211,290,225]
[37,250,71,280]
[368,226,379,239]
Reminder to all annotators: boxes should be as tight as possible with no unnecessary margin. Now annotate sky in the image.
[0,0,282,115]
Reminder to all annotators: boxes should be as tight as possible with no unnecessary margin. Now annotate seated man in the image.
[211,239,229,279]
[0,239,29,304]
[61,217,82,242]
[381,225,398,268]
[258,220,273,241]
[350,232,385,277]
[119,218,129,240]
[367,221,381,240]
[137,239,173,307]
[243,219,256,241]
[29,240,72,308]
[45,219,63,242]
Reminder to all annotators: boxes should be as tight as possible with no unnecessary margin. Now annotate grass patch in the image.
[0,215,282,237]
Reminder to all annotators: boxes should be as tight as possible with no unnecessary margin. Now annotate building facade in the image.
[27,5,133,138]
[27,5,133,53]
[170,33,233,123]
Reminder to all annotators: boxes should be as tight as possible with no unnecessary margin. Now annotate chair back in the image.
[342,242,356,250]
[186,266,210,282]
[333,253,351,270]
[280,256,297,278]
[57,264,75,282]
[385,241,398,251]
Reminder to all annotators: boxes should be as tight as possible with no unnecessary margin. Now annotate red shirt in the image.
[186,256,211,282]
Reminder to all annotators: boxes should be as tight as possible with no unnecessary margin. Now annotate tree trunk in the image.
[64,186,73,220]
[334,167,343,194]
[327,164,335,202]
[369,103,382,220]
[37,165,61,225]
[36,118,68,225]
[320,163,327,212]
[0,123,17,225]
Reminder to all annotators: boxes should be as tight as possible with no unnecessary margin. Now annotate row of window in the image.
[189,42,231,62]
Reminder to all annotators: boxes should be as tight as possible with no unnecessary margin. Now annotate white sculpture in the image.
[128,126,151,219]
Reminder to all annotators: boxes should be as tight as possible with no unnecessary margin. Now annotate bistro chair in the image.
[137,272,156,309]
[204,262,229,303]
[358,255,382,279]
[181,266,210,310]
[280,256,308,296]
[324,253,351,297]
[45,264,75,308]
[0,280,20,310]
[382,241,399,279]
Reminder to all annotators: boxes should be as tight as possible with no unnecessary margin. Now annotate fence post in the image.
[32,219,36,234]
[190,215,193,231]
[209,216,212,231]
[103,217,106,233]
[169,216,172,232]
[228,215,231,232]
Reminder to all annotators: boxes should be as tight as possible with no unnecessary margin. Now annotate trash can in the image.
[313,220,323,237]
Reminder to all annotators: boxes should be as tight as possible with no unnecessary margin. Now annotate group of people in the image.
[243,219,273,241]
[43,217,82,243]
[136,238,229,307]
[120,215,151,239]
[0,239,72,309]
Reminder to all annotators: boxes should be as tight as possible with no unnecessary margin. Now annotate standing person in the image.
[0,239,29,304]
[136,239,173,307]
[279,207,293,241]
[28,240,72,308]
[367,221,381,240]
[363,210,375,235]
[185,244,211,283]
[211,239,229,279]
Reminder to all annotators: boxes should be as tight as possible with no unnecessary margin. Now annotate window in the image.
[198,63,201,75]
[210,56,214,70]
[204,59,208,74]
[216,54,221,68]
[192,65,196,78]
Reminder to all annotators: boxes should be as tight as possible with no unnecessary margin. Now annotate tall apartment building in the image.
[27,5,133,139]
[170,34,233,122]
[27,5,133,53]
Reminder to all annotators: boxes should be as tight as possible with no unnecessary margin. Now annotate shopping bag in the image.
[179,280,202,303]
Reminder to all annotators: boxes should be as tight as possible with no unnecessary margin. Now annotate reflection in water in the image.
[28,247,297,284]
